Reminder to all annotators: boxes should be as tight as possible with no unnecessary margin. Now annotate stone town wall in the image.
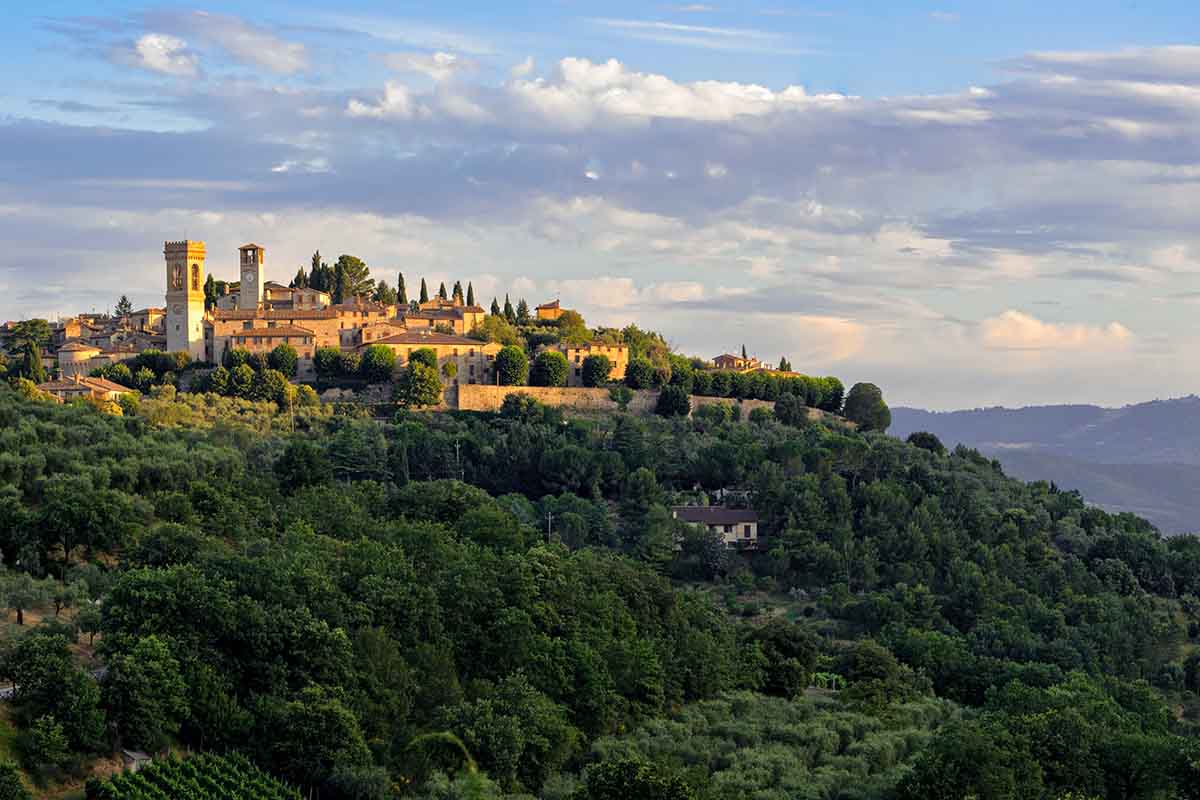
[453,384,823,421]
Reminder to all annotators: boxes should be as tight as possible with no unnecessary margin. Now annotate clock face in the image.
[242,270,256,283]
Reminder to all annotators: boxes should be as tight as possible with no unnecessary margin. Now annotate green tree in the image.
[335,255,374,302]
[0,762,30,800]
[495,346,529,386]
[9,319,51,350]
[18,342,45,385]
[469,315,521,346]
[256,686,370,788]
[230,363,256,399]
[503,295,515,324]
[624,358,655,390]
[17,715,69,771]
[3,573,50,626]
[275,439,333,493]
[373,280,398,305]
[516,299,530,325]
[420,278,430,304]
[290,267,309,289]
[581,355,613,387]
[409,347,439,370]
[774,393,808,427]
[438,282,448,300]
[398,272,409,305]
[452,281,464,304]
[573,757,695,800]
[102,635,188,750]
[907,431,946,455]
[360,344,398,383]
[340,352,362,376]
[115,295,133,317]
[76,604,102,646]
[396,363,443,408]
[777,356,791,371]
[268,343,299,377]
[490,297,501,316]
[466,282,475,307]
[251,369,291,406]
[314,346,342,379]
[530,351,569,387]
[655,385,690,417]
[843,382,891,432]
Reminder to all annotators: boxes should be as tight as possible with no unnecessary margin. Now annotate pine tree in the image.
[452,281,464,304]
[466,282,475,307]
[516,299,530,324]
[398,273,408,305]
[503,294,516,323]
[419,279,430,304]
[490,297,501,316]
[438,282,448,300]
[115,295,133,317]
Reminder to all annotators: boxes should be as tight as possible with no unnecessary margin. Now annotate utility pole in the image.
[546,510,554,544]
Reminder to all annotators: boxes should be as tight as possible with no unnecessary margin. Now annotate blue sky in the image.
[4,2,1200,408]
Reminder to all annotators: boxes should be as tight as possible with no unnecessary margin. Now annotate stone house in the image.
[558,342,630,387]
[672,506,760,549]
[362,330,502,385]
[37,374,135,403]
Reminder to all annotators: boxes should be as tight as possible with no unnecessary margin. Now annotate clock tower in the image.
[238,243,264,310]
[164,240,207,361]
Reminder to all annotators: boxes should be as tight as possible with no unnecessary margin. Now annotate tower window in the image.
[192,264,200,290]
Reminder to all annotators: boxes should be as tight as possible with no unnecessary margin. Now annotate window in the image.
[743,525,752,538]
[723,524,732,533]
[243,321,253,330]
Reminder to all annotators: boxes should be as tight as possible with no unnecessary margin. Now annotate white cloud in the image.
[980,310,1133,351]
[346,82,423,119]
[589,18,815,54]
[384,51,474,82]
[128,33,199,77]
[184,11,307,74]
[510,56,535,78]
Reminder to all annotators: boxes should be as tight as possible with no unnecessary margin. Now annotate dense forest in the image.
[4,383,1200,799]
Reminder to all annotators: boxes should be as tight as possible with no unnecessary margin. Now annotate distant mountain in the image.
[892,396,1200,534]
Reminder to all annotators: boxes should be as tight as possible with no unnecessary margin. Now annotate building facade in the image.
[559,342,630,387]
[672,506,760,549]
[164,240,207,361]
[363,330,502,385]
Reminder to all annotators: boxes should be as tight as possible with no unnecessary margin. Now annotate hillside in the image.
[893,396,1200,533]
[5,385,1200,798]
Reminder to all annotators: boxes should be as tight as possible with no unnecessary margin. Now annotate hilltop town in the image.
[0,240,875,426]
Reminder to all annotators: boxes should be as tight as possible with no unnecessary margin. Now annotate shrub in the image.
[530,351,569,387]
[409,347,438,370]
[844,383,891,432]
[495,346,529,386]
[907,431,946,455]
[581,355,613,387]
[655,385,690,417]
[267,344,299,377]
[396,363,442,408]
[313,347,342,378]
[360,345,397,383]
[624,358,655,389]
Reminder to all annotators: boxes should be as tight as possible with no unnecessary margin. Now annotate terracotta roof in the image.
[673,506,758,526]
[130,308,165,315]
[58,341,101,353]
[231,326,315,338]
[564,342,628,351]
[404,309,465,320]
[38,375,133,394]
[365,331,490,347]
[536,300,560,310]
[213,309,337,320]
[714,354,743,361]
[238,243,263,250]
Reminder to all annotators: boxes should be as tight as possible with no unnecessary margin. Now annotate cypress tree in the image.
[516,299,530,324]
[419,278,429,304]
[466,282,475,307]
[452,281,464,304]
[438,282,448,300]
[398,273,408,305]
[503,294,516,323]
[742,344,748,359]
[21,341,45,385]
[490,297,501,316]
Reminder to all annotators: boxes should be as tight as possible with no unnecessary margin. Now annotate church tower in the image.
[164,240,207,361]
[238,243,264,310]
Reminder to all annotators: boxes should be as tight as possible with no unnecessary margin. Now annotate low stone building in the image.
[712,353,762,371]
[38,374,134,403]
[227,325,318,379]
[672,506,760,549]
[536,299,568,321]
[558,342,630,387]
[362,330,501,385]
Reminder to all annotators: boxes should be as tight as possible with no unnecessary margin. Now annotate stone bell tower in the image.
[164,240,207,361]
[238,243,264,310]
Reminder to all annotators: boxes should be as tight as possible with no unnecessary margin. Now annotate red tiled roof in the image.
[536,300,560,310]
[672,506,758,525]
[231,326,315,338]
[365,331,489,347]
[213,309,337,320]
[58,341,101,352]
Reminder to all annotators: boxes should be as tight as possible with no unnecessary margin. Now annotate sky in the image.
[4,2,1200,409]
